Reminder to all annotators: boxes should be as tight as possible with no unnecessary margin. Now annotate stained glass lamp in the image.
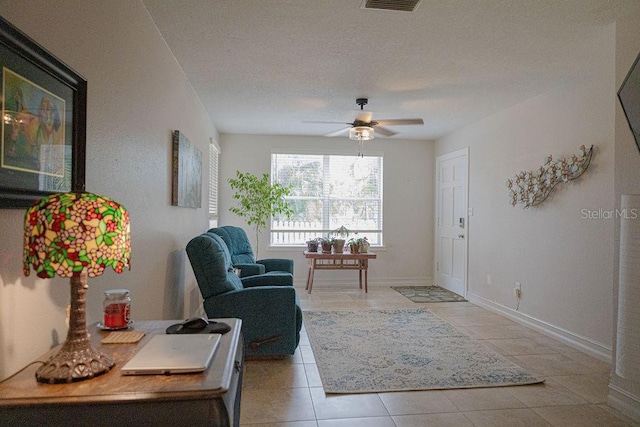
[23,192,131,383]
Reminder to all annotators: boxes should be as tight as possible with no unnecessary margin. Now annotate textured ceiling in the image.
[142,0,638,140]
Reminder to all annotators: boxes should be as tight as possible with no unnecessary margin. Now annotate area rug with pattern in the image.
[391,285,467,302]
[303,308,543,394]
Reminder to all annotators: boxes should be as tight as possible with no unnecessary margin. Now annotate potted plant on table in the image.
[331,225,350,254]
[347,237,360,254]
[358,237,370,253]
[320,237,333,254]
[348,237,369,254]
[306,238,319,252]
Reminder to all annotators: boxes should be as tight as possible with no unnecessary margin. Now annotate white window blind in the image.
[208,141,219,219]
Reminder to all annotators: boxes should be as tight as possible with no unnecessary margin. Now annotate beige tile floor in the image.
[240,287,639,426]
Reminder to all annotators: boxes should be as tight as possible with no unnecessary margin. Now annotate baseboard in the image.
[466,292,612,362]
[608,383,640,422]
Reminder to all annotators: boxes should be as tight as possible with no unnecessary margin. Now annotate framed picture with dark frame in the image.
[618,50,640,155]
[0,17,86,208]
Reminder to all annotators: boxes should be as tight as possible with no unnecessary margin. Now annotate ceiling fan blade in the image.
[325,127,351,137]
[303,120,352,125]
[373,126,397,137]
[375,118,424,126]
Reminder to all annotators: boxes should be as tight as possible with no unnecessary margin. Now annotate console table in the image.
[304,251,377,293]
[0,318,243,427]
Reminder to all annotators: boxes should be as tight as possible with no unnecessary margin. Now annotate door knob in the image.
[458,234,465,239]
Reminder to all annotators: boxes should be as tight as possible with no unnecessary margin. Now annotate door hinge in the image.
[436,262,439,271]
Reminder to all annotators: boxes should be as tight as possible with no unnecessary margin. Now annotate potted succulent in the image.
[306,238,319,252]
[332,225,350,254]
[320,237,333,254]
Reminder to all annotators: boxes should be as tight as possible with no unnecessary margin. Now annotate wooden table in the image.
[0,319,243,427]
[304,251,377,293]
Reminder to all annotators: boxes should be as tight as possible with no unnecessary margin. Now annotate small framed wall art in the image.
[0,17,87,208]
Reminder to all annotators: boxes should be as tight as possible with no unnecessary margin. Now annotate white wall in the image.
[218,134,434,289]
[0,1,217,379]
[609,10,640,421]
[435,24,616,356]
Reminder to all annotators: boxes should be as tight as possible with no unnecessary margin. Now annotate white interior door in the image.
[435,148,468,297]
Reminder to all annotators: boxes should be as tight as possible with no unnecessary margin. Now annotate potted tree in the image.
[228,171,293,258]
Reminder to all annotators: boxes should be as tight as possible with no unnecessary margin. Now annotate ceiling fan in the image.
[309,98,424,140]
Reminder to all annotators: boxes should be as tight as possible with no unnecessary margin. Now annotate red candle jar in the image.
[103,289,131,329]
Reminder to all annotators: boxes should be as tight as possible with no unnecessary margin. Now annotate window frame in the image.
[270,149,384,247]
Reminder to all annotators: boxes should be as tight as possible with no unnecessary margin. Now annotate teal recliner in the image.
[208,226,294,281]
[186,232,302,356]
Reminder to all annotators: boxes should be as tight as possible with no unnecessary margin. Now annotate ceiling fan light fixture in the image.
[349,126,375,141]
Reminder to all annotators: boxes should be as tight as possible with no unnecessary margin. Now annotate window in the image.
[271,153,383,245]
[208,140,220,221]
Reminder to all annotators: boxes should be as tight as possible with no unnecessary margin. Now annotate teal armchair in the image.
[186,232,302,356]
[208,226,294,283]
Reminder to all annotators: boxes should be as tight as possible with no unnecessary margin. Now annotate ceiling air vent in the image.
[361,0,423,12]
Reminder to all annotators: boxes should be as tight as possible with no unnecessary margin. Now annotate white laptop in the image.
[121,334,221,375]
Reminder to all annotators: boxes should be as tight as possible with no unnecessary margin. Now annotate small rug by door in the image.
[304,308,543,394]
[392,285,467,303]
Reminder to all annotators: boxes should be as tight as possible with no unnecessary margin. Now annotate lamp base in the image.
[35,342,114,384]
[35,272,115,384]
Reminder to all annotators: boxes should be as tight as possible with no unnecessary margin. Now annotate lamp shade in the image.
[24,192,131,279]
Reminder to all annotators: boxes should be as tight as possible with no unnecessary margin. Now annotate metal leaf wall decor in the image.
[506,145,593,208]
